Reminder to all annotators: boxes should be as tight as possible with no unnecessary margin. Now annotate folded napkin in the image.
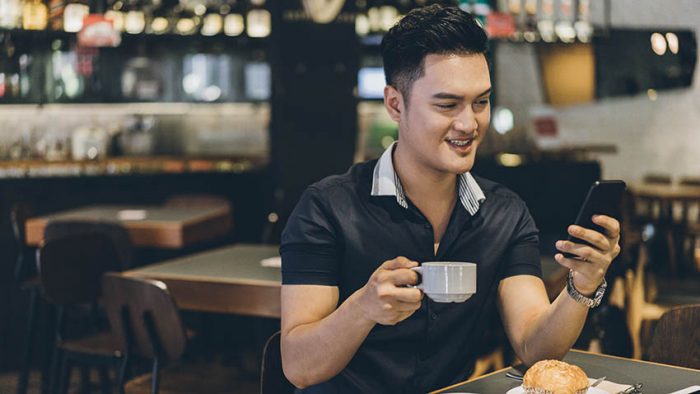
[589,378,632,393]
[260,256,282,268]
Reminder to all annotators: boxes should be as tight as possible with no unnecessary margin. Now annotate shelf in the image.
[0,155,267,179]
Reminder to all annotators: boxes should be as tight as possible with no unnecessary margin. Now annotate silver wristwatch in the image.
[566,270,606,308]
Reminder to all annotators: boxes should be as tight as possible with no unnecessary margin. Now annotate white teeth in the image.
[448,139,471,147]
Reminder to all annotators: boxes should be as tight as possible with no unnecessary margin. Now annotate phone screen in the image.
[563,180,627,259]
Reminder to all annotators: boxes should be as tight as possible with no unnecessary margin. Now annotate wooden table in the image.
[124,244,281,318]
[434,350,700,393]
[25,204,231,249]
[122,246,570,318]
[630,183,700,201]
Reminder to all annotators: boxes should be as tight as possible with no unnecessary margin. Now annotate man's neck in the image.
[392,143,457,208]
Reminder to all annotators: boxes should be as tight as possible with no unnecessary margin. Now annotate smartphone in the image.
[563,180,627,259]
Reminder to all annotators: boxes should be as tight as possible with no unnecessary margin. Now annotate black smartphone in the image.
[563,180,627,259]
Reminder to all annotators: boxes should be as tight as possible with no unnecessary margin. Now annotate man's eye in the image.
[473,99,490,109]
[436,103,456,109]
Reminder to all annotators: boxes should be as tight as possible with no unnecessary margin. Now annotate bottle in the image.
[0,0,23,29]
[63,0,89,32]
[22,0,48,30]
[48,0,64,30]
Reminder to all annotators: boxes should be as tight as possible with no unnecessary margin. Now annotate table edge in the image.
[430,349,700,394]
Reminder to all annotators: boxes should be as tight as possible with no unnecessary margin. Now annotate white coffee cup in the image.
[411,262,477,303]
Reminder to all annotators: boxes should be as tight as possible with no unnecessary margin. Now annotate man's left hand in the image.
[554,215,621,295]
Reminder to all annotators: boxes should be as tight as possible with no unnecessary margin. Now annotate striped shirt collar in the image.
[370,142,486,216]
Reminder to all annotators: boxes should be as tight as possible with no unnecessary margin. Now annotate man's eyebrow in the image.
[431,87,492,100]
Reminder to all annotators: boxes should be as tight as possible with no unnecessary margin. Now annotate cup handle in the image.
[410,266,423,290]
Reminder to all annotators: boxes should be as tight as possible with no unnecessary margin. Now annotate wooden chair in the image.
[12,203,45,394]
[624,240,668,359]
[102,273,240,394]
[637,173,672,221]
[260,332,295,394]
[648,304,700,369]
[43,220,134,269]
[38,225,132,394]
[679,177,700,272]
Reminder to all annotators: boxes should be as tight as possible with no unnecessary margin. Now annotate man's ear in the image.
[383,85,404,123]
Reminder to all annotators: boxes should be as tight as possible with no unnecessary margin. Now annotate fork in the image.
[617,383,644,394]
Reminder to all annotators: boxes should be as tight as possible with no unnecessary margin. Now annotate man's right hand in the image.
[355,256,423,326]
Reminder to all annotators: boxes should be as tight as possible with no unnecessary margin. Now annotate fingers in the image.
[592,215,621,239]
[567,225,609,251]
[555,240,605,264]
[387,287,423,303]
[381,256,419,270]
[554,253,607,281]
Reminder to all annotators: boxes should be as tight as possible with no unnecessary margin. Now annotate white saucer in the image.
[506,386,607,394]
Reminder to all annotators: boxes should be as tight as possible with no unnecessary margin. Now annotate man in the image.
[279,4,621,393]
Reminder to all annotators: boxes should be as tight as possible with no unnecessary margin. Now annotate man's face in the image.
[389,53,491,175]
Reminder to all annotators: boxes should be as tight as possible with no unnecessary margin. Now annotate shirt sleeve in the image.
[500,200,542,279]
[280,185,341,286]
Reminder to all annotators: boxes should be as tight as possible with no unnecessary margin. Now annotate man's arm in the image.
[281,257,422,389]
[498,215,621,366]
[498,275,588,365]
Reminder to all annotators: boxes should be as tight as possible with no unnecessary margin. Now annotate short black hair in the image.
[380,4,488,102]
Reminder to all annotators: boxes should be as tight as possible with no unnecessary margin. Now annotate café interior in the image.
[0,0,699,393]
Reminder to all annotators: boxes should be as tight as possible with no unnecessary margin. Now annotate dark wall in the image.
[268,2,360,236]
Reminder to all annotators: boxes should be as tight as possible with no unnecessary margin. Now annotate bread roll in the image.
[522,359,589,394]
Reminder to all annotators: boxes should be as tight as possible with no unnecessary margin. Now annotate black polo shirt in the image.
[281,156,542,393]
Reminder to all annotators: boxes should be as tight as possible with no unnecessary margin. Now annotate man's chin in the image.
[448,157,476,174]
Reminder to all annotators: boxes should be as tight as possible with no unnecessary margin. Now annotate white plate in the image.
[506,386,607,394]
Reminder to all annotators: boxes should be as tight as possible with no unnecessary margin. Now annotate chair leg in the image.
[116,353,129,394]
[151,356,160,394]
[41,304,57,394]
[17,289,40,394]
[79,366,90,394]
[56,354,71,394]
[98,365,112,394]
[49,349,63,394]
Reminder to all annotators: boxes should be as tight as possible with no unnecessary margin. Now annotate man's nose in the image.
[452,109,478,133]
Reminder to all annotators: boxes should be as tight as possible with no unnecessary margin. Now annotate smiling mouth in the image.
[446,135,476,148]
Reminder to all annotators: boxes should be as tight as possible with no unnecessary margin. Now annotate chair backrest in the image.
[642,173,672,185]
[37,233,123,305]
[11,203,33,245]
[164,194,231,211]
[102,273,187,363]
[260,331,295,394]
[11,203,34,282]
[648,304,700,369]
[680,177,700,187]
[44,220,134,270]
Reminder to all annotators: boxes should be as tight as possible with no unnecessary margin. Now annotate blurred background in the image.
[1,0,699,392]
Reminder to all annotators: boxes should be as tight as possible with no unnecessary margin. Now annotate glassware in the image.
[22,0,48,30]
